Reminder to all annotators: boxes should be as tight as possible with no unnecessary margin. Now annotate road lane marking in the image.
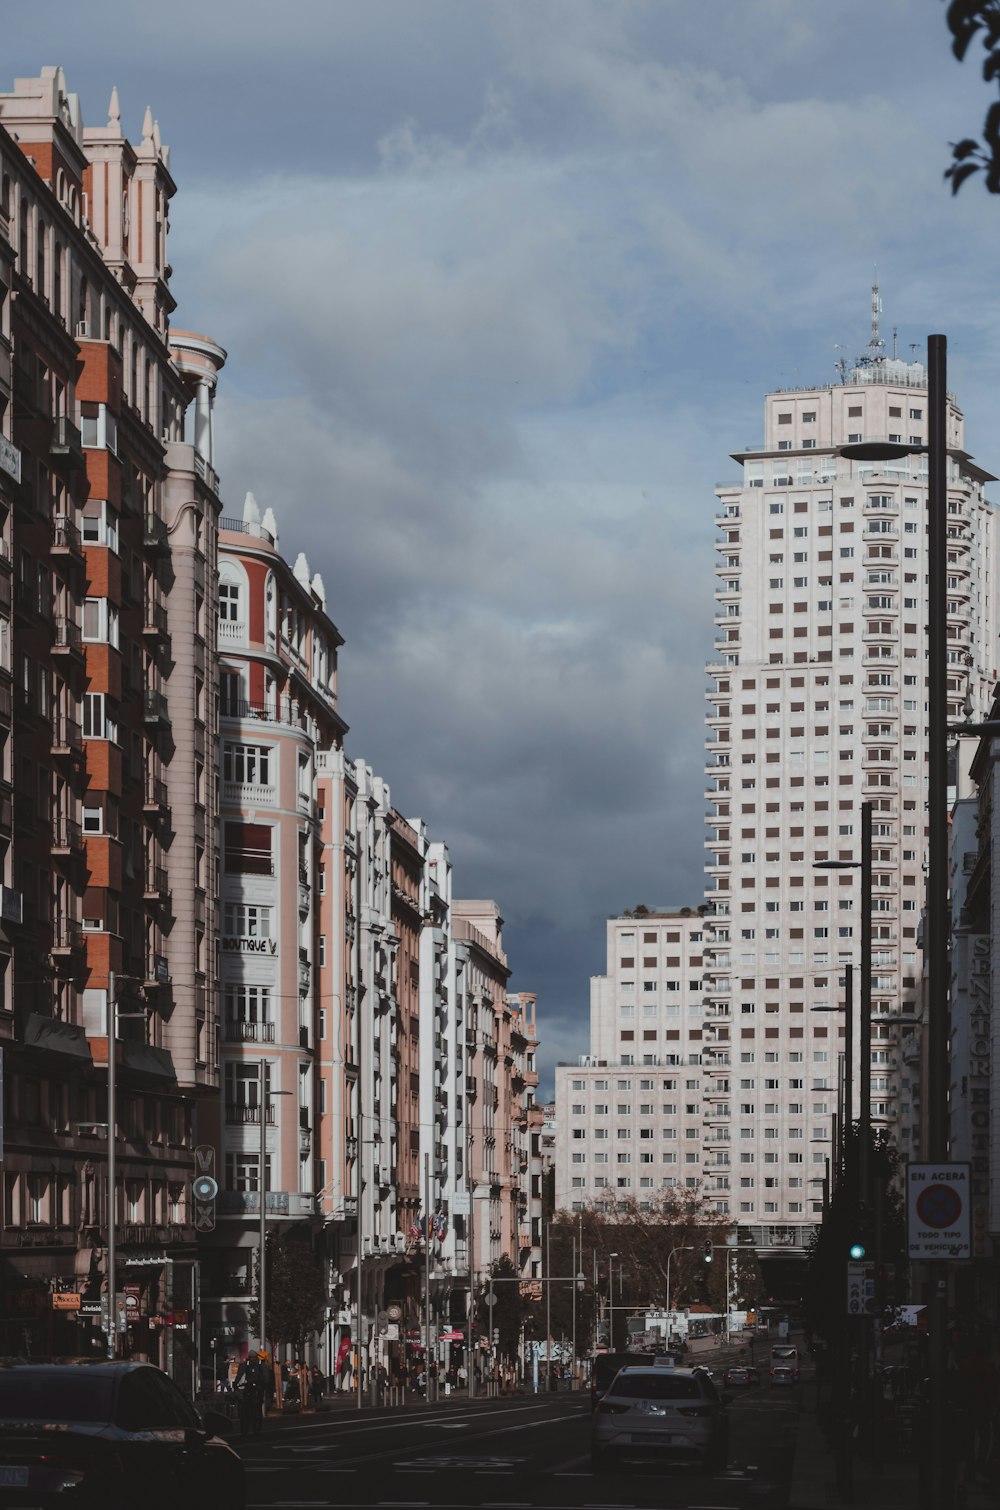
[269,1400,556,1437]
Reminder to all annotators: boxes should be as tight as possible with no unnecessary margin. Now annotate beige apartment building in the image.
[0,63,539,1385]
[554,910,709,1214]
[0,66,223,1377]
[702,324,998,1252]
[200,497,346,1352]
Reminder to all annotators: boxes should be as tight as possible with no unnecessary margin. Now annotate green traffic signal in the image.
[849,1242,866,1260]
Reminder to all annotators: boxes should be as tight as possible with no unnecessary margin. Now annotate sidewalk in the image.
[789,1382,996,1509]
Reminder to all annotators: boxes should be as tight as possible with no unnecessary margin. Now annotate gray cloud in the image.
[6,0,1000,1093]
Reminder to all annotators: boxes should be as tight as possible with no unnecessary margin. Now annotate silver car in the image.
[591,1365,728,1471]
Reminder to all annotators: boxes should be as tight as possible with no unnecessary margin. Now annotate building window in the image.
[223,820,273,875]
[219,581,242,622]
[223,903,272,941]
[82,692,116,741]
[223,742,273,788]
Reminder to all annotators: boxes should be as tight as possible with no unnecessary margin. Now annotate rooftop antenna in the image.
[865,271,885,364]
[892,326,898,360]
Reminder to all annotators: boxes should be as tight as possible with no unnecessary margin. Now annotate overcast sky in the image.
[7,2,1000,1093]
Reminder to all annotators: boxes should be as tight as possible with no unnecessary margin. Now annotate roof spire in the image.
[108,86,120,126]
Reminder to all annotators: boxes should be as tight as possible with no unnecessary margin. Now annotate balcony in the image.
[143,689,169,725]
[219,1190,290,1215]
[220,696,309,733]
[145,954,170,988]
[50,713,83,758]
[51,815,83,854]
[224,1103,276,1126]
[224,1020,275,1043]
[144,514,168,553]
[51,515,83,557]
[52,617,83,656]
[51,916,82,952]
[142,600,169,640]
[144,864,169,903]
[143,774,168,814]
[50,416,84,465]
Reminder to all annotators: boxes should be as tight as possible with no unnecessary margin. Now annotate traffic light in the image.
[703,1239,713,1263]
[848,1241,866,1260]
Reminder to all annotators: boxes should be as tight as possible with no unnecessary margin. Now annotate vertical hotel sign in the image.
[968,935,990,1255]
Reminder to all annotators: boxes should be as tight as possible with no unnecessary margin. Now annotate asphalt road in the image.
[236,1376,800,1510]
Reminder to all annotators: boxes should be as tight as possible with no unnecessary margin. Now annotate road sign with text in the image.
[907,1162,970,1260]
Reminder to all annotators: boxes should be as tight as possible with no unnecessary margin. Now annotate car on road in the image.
[770,1363,799,1386]
[0,1360,244,1508]
[591,1364,729,1471]
[723,1365,759,1387]
[589,1351,677,1409]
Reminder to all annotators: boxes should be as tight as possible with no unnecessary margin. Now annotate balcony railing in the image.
[50,713,83,754]
[144,864,169,899]
[51,816,83,851]
[143,689,169,724]
[219,1190,289,1214]
[144,513,168,552]
[144,775,168,811]
[224,1020,276,1043]
[52,616,82,653]
[51,416,83,462]
[224,1104,276,1126]
[52,916,82,950]
[143,600,169,638]
[219,516,276,545]
[51,515,83,554]
[221,696,309,732]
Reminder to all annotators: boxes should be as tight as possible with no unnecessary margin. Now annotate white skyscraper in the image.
[702,308,998,1252]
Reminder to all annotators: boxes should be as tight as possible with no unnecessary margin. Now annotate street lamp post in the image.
[607,1252,617,1350]
[257,1065,291,1374]
[840,336,949,1505]
[813,801,872,1207]
[664,1245,693,1328]
[105,972,148,1361]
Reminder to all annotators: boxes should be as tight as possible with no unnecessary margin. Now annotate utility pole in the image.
[259,1058,267,1356]
[544,1221,551,1388]
[424,1153,433,1403]
[106,971,116,1361]
[470,1193,477,1398]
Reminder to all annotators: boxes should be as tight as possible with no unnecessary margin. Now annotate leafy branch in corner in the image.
[944,1,1000,191]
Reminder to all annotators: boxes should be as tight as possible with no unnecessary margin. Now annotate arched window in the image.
[36,220,47,300]
[217,560,249,645]
[264,572,277,650]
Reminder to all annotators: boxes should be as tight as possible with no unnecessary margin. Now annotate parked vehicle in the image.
[591,1364,730,1470]
[0,1360,244,1508]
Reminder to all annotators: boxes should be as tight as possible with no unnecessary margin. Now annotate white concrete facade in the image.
[703,339,998,1246]
[555,910,709,1215]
